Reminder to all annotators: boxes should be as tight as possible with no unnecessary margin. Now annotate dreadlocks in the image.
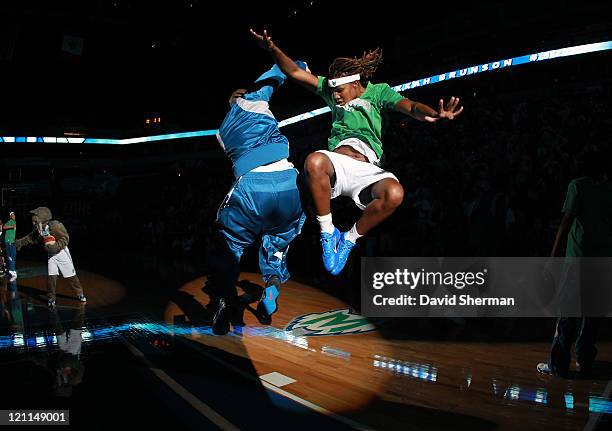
[328,48,383,80]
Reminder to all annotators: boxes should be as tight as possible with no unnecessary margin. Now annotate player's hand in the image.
[437,97,464,120]
[249,28,276,52]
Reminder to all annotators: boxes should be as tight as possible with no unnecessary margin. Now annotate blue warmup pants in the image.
[550,318,601,377]
[5,243,16,272]
[208,168,305,299]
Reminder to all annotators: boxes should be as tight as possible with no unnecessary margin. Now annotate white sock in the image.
[345,223,363,243]
[316,213,335,234]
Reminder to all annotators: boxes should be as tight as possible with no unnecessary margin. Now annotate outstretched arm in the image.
[550,212,574,257]
[250,29,318,92]
[395,97,463,122]
[15,229,37,250]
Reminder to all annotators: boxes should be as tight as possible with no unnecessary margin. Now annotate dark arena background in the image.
[1,1,611,430]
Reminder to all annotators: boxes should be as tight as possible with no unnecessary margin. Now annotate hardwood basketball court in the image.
[164,272,612,430]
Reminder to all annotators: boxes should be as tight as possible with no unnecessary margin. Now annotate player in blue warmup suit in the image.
[207,61,308,335]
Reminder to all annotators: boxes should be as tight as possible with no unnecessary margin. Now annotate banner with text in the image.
[361,257,612,317]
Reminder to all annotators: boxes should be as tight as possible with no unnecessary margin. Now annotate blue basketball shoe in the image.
[331,232,356,276]
[320,227,341,272]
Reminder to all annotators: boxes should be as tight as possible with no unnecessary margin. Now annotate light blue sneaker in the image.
[320,228,341,272]
[257,276,281,324]
[331,232,356,276]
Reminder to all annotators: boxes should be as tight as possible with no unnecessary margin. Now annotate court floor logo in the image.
[285,308,376,336]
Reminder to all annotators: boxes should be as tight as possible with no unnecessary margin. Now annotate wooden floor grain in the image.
[164,272,612,431]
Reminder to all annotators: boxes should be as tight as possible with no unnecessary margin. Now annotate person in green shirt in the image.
[537,151,612,378]
[3,212,17,278]
[251,29,463,274]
